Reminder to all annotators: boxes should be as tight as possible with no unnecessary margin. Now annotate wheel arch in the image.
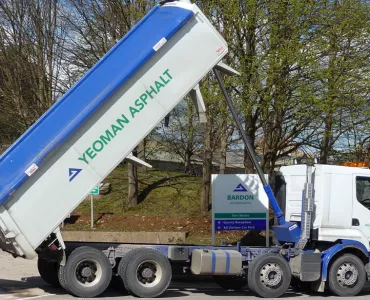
[322,240,369,281]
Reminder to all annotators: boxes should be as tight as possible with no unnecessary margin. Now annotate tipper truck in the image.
[1,0,370,298]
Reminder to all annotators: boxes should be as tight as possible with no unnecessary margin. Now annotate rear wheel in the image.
[37,257,60,287]
[120,248,172,298]
[328,254,366,296]
[117,250,136,293]
[248,253,291,298]
[213,275,248,290]
[63,246,112,298]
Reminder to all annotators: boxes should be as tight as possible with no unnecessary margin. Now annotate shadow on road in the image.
[1,275,370,299]
[0,275,298,298]
[0,277,64,297]
[167,280,302,298]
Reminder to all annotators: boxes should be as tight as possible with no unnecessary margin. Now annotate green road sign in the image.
[90,186,99,195]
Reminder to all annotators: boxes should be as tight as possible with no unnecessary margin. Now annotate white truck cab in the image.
[281,164,370,251]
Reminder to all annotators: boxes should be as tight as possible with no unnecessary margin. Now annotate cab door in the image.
[352,175,370,240]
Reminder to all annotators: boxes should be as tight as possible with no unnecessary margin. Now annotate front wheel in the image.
[328,254,366,296]
[248,253,291,298]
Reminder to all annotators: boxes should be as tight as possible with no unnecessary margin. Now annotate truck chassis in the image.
[35,238,370,298]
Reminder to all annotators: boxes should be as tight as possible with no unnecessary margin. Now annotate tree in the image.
[307,0,370,163]
[257,0,320,173]
[198,74,227,212]
[0,0,67,145]
[200,0,320,175]
[333,117,370,164]
[157,98,204,175]
[218,118,234,174]
[64,0,156,72]
[128,149,139,207]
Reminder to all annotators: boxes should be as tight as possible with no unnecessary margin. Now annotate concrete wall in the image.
[62,231,186,244]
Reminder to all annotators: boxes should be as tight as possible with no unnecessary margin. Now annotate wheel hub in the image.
[136,260,162,287]
[75,259,102,287]
[81,266,93,278]
[337,263,358,287]
[142,267,154,279]
[260,263,283,288]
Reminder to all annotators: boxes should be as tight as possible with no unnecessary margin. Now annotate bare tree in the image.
[0,0,68,145]
[64,0,156,72]
[157,98,204,175]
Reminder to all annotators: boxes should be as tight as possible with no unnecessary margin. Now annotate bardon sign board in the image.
[211,174,269,246]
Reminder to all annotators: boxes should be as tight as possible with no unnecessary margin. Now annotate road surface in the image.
[1,250,370,300]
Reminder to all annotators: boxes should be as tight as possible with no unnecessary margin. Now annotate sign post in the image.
[90,185,99,228]
[211,174,269,246]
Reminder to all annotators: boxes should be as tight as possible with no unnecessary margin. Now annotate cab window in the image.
[356,176,370,209]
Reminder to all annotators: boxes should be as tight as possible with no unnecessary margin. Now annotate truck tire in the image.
[248,253,291,298]
[37,257,60,287]
[117,250,137,293]
[213,275,248,290]
[63,246,112,298]
[58,264,69,292]
[121,248,172,298]
[328,253,366,296]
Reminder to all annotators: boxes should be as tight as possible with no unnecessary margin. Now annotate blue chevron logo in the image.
[69,168,82,182]
[233,183,248,192]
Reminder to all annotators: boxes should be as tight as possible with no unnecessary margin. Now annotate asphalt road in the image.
[1,250,370,300]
